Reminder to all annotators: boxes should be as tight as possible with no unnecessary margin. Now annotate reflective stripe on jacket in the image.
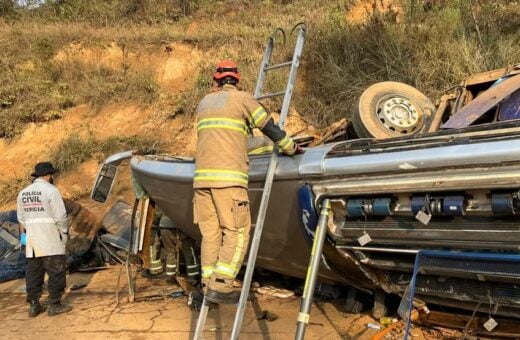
[194,84,270,189]
[16,179,68,257]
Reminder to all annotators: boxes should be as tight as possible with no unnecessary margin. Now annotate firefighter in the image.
[16,162,72,317]
[145,210,167,278]
[144,210,200,285]
[193,60,301,304]
[160,215,200,284]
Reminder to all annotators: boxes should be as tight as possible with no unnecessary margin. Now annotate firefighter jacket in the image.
[194,84,295,189]
[17,179,68,258]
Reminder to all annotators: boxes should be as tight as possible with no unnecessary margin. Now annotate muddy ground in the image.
[0,265,449,340]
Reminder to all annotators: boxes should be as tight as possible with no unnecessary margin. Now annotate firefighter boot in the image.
[206,278,240,304]
[48,302,73,316]
[29,300,44,317]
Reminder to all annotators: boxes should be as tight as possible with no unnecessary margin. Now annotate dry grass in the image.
[0,177,30,206]
[1,0,519,205]
[1,0,519,131]
[295,0,520,126]
[0,20,170,138]
[51,134,160,173]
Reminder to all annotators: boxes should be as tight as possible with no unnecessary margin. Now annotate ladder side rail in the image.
[230,150,280,340]
[294,198,331,340]
[193,299,210,340]
[278,27,306,128]
[254,36,275,98]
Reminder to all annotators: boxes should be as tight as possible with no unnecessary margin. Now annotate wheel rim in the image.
[375,95,421,134]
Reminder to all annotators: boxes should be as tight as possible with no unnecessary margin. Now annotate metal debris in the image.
[257,310,279,322]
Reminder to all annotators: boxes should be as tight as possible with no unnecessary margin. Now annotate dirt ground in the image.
[0,265,441,340]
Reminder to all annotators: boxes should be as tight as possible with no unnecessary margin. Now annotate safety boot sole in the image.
[206,288,240,304]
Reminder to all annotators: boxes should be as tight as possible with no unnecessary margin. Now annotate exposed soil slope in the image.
[0,39,314,211]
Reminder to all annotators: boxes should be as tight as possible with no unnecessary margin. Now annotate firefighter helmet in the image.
[213,60,240,82]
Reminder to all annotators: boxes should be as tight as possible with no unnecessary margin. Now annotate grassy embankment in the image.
[0,0,519,203]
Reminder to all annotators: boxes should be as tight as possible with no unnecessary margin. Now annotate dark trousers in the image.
[26,255,67,305]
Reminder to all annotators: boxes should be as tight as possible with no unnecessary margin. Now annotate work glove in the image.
[283,142,304,156]
[20,233,27,246]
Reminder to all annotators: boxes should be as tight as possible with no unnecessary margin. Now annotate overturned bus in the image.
[91,67,520,321]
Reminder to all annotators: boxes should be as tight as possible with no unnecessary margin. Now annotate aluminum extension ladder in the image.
[193,23,306,340]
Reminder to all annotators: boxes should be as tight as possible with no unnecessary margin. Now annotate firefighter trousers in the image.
[161,229,200,280]
[193,187,250,293]
[148,228,164,275]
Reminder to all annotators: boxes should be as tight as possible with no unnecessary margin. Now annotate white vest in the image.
[17,179,68,257]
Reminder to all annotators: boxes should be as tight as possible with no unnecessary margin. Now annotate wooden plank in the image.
[139,200,155,268]
[309,118,348,147]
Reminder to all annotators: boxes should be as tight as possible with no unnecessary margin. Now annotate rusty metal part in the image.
[335,247,401,294]
[418,310,520,338]
[427,94,456,132]
[321,242,375,292]
[464,64,520,86]
[309,118,348,147]
[442,74,520,129]
[370,320,404,340]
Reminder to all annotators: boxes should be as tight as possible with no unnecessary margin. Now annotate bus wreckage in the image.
[92,66,520,322]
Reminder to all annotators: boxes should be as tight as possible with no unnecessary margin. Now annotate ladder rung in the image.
[257,91,286,100]
[248,188,264,192]
[264,61,293,71]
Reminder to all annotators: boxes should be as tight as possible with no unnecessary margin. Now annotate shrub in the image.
[32,37,56,60]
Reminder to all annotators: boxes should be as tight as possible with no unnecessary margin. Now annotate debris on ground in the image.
[256,285,294,298]
[0,219,25,283]
[367,322,381,330]
[370,320,405,340]
[171,290,185,298]
[257,310,279,322]
[379,317,399,326]
[314,283,342,300]
[69,283,87,291]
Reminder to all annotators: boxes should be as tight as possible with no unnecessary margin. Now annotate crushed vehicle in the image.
[0,215,25,283]
[0,200,134,283]
[92,65,520,320]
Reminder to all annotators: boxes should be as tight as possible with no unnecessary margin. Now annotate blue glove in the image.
[20,233,27,246]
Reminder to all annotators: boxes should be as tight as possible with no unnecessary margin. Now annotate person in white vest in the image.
[17,162,72,317]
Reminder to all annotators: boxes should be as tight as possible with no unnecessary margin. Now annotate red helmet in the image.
[213,60,240,82]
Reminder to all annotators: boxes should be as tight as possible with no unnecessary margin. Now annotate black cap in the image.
[31,162,59,177]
